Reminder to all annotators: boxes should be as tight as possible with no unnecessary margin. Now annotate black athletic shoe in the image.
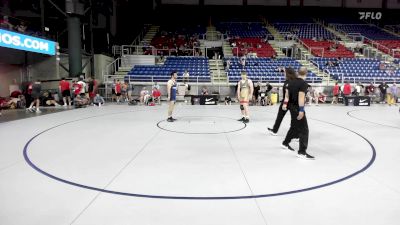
[297,152,315,160]
[167,117,174,122]
[268,128,277,136]
[281,143,295,151]
[238,117,245,122]
[243,118,249,123]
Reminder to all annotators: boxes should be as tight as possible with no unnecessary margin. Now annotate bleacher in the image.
[302,39,354,58]
[149,25,205,55]
[226,57,322,83]
[127,57,211,82]
[334,24,399,40]
[271,23,353,58]
[218,22,268,38]
[273,23,336,39]
[311,58,399,83]
[334,24,400,58]
[374,40,400,58]
[231,37,276,57]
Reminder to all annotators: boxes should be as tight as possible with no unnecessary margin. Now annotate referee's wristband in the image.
[299,106,305,112]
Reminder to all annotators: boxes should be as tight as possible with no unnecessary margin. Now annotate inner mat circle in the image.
[157,116,247,134]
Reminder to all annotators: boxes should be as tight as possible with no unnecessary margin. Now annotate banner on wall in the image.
[0,29,56,55]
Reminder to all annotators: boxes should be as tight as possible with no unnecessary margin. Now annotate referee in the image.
[281,67,314,160]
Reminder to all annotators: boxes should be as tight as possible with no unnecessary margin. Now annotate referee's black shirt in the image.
[287,78,308,106]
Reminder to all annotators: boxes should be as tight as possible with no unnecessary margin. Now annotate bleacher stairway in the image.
[265,23,286,58]
[140,25,159,45]
[209,59,228,84]
[297,59,335,84]
[222,40,233,58]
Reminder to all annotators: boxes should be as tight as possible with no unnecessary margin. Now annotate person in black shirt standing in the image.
[281,67,314,160]
[378,82,389,103]
[27,80,42,113]
[268,67,296,135]
[253,81,261,105]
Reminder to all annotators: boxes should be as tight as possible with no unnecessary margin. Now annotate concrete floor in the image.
[0,103,399,225]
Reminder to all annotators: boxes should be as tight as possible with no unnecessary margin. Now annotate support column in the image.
[67,16,82,77]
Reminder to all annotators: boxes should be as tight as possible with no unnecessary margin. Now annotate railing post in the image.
[197,76,199,95]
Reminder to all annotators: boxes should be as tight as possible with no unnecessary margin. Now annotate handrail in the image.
[102,57,121,81]
[130,24,153,46]
[121,45,203,57]
[335,28,396,59]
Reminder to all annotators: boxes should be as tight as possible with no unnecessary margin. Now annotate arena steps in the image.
[223,40,233,58]
[138,25,160,54]
[268,41,286,58]
[209,59,228,84]
[265,22,284,42]
[264,24,285,58]
[297,59,336,85]
[206,26,222,41]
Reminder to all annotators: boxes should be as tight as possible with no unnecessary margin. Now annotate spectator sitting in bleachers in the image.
[0,15,14,30]
[15,21,27,33]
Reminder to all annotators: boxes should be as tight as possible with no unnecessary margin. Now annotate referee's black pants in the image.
[283,104,309,154]
[271,102,288,133]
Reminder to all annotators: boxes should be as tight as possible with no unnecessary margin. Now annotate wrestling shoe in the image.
[267,128,277,136]
[281,143,295,151]
[297,152,315,160]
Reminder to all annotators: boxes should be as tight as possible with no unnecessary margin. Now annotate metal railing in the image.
[102,57,121,78]
[338,30,396,59]
[130,24,152,46]
[120,45,204,57]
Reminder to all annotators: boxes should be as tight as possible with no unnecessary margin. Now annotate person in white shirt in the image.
[77,76,87,96]
[183,70,190,83]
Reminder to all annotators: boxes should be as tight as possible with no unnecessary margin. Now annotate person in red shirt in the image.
[73,80,82,97]
[115,80,121,103]
[59,77,71,106]
[343,82,352,97]
[88,76,98,100]
[331,82,340,104]
[152,87,161,104]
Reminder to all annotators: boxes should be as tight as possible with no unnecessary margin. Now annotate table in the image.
[190,95,219,105]
[344,96,371,106]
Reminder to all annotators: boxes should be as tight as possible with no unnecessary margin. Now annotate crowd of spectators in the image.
[1,15,28,33]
